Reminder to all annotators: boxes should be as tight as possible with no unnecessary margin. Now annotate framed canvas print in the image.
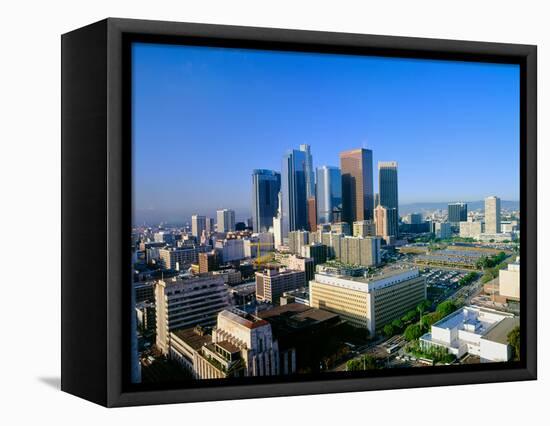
[61,18,537,407]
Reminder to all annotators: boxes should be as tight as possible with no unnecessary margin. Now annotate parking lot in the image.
[421,268,468,304]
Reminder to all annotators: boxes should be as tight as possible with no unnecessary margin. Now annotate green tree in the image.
[404,324,424,341]
[391,318,403,330]
[436,300,457,318]
[383,324,395,337]
[507,326,520,361]
[402,309,417,323]
[346,354,377,371]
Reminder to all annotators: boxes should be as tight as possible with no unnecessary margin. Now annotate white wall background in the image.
[1,0,547,424]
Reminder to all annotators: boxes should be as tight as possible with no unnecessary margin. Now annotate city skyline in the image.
[133,43,520,224]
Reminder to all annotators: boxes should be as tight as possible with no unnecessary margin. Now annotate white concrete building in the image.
[420,306,517,362]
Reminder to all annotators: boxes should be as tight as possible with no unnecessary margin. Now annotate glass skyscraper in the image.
[281,149,308,238]
[251,169,281,233]
[340,148,374,224]
[448,202,468,226]
[316,165,342,225]
[378,161,399,236]
[299,144,315,199]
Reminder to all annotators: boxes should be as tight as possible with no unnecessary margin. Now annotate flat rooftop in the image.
[481,317,520,344]
[219,309,269,329]
[171,328,212,350]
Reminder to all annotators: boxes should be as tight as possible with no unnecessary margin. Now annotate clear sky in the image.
[132,42,520,225]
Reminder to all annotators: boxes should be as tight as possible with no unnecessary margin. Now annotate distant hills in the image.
[399,200,519,215]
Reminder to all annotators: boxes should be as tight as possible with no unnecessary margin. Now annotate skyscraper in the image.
[272,191,284,248]
[216,209,236,232]
[191,214,206,239]
[307,196,317,231]
[281,149,308,238]
[378,161,399,237]
[340,148,374,225]
[316,165,342,225]
[485,196,501,234]
[374,205,398,243]
[251,169,281,233]
[448,202,468,227]
[299,144,315,199]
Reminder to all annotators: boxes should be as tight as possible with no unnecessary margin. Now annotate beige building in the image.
[374,205,398,244]
[460,220,484,239]
[485,196,501,234]
[319,232,381,267]
[155,275,230,353]
[499,262,520,300]
[353,220,376,237]
[169,309,286,379]
[255,268,306,303]
[309,269,426,335]
[158,246,198,270]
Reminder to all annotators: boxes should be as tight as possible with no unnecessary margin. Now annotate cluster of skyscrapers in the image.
[251,144,400,246]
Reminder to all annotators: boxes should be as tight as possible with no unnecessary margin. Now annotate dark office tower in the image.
[299,144,315,199]
[251,169,281,233]
[340,148,374,225]
[374,193,380,208]
[448,202,468,227]
[316,165,342,225]
[281,149,308,238]
[307,196,317,232]
[378,161,399,237]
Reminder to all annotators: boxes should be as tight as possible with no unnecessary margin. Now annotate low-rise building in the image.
[419,305,517,362]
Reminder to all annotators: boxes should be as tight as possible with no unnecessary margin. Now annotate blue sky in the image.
[132,42,520,224]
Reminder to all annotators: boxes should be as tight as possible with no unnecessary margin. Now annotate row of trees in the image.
[459,272,478,286]
[476,251,507,270]
[383,300,432,337]
[346,354,377,371]
[403,300,458,341]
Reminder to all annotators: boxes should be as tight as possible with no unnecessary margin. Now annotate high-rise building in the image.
[310,269,426,335]
[205,217,215,234]
[299,144,315,199]
[432,221,452,239]
[252,169,281,233]
[331,221,351,236]
[155,275,230,353]
[374,205,398,242]
[255,269,306,303]
[319,233,381,266]
[281,149,308,237]
[301,243,327,266]
[378,161,399,236]
[316,165,342,225]
[307,196,317,232]
[216,209,236,232]
[158,246,199,270]
[353,220,376,237]
[406,213,423,225]
[272,191,284,248]
[288,230,310,255]
[448,202,468,227]
[485,196,501,234]
[198,250,220,274]
[340,148,374,225]
[191,214,206,239]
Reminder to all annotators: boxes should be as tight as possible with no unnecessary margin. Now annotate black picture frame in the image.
[61,17,537,407]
